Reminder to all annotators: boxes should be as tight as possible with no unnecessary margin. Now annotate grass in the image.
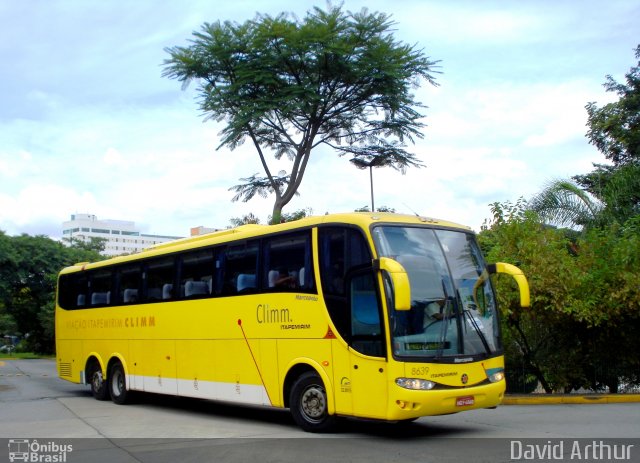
[0,352,54,360]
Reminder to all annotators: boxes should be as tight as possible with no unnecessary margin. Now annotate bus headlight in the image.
[488,370,505,383]
[396,378,435,390]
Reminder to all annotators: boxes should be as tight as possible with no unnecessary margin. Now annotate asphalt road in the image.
[1,359,638,463]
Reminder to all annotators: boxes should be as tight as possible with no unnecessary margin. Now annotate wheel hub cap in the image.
[301,386,325,419]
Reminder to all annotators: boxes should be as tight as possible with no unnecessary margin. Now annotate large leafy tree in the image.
[530,45,640,228]
[480,202,640,393]
[163,5,439,223]
[480,201,582,393]
[0,231,104,353]
[486,46,640,393]
[584,45,640,167]
[527,179,603,229]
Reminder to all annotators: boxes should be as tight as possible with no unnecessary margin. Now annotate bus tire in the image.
[88,361,109,401]
[289,371,336,433]
[108,361,131,405]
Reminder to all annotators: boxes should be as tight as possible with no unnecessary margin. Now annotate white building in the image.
[62,214,183,256]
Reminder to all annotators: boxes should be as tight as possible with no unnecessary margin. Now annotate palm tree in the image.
[528,179,603,229]
[530,162,640,230]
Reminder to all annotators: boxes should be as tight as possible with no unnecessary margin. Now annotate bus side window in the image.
[89,269,113,307]
[118,265,142,305]
[262,231,315,293]
[146,256,176,301]
[221,242,259,295]
[59,273,88,310]
[180,249,215,299]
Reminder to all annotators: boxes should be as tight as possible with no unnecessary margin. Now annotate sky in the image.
[0,0,638,239]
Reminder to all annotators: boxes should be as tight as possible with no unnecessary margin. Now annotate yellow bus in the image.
[55,212,529,432]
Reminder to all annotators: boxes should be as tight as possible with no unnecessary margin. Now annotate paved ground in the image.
[1,359,638,462]
[504,393,640,404]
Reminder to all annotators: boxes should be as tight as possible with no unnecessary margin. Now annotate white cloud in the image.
[0,0,636,237]
[0,185,98,234]
[103,148,124,166]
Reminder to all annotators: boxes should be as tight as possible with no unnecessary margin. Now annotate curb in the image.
[503,394,640,405]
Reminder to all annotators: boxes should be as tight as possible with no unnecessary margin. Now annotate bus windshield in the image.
[372,225,500,361]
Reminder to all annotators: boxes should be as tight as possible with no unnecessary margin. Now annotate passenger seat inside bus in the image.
[299,267,305,287]
[162,284,173,300]
[237,274,256,293]
[91,292,110,306]
[123,289,138,303]
[185,280,209,297]
[268,270,279,288]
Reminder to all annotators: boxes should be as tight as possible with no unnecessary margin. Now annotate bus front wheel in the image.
[289,372,336,433]
[109,362,131,405]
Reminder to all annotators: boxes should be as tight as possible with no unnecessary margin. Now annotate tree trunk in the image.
[271,203,283,225]
[510,316,554,393]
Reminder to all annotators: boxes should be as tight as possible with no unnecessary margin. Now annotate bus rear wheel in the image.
[88,361,109,401]
[289,372,336,433]
[109,361,131,405]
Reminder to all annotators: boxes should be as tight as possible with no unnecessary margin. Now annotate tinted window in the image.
[89,269,113,307]
[221,242,259,295]
[146,257,176,301]
[119,265,142,304]
[319,227,373,345]
[350,272,384,356]
[58,273,88,310]
[180,249,215,299]
[319,227,371,297]
[263,232,314,292]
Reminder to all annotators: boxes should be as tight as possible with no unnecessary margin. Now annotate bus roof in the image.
[61,212,470,274]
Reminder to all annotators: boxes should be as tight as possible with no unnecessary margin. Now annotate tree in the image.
[531,45,640,229]
[163,5,439,223]
[584,45,640,166]
[0,231,104,353]
[573,44,640,224]
[480,201,640,393]
[229,213,261,228]
[480,201,582,393]
[62,236,107,254]
[485,46,640,393]
[571,217,640,392]
[354,205,396,212]
[276,207,313,223]
[528,179,603,229]
[573,162,640,225]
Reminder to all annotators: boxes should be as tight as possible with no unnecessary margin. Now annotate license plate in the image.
[456,395,475,407]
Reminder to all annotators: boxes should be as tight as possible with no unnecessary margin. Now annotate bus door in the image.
[346,271,388,419]
[319,226,388,419]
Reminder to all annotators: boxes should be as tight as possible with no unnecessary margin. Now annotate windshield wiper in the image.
[436,281,452,360]
[462,295,492,356]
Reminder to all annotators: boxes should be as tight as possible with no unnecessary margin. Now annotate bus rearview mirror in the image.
[474,262,530,308]
[374,257,411,311]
